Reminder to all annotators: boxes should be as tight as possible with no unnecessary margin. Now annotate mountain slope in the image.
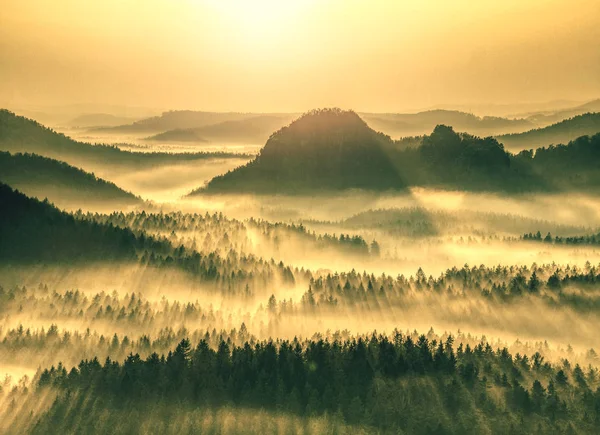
[497,113,600,151]
[0,151,140,206]
[0,109,246,172]
[522,99,600,126]
[196,109,406,193]
[0,183,155,263]
[195,109,600,194]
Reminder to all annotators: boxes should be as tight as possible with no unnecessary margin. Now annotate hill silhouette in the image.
[0,183,164,263]
[0,151,140,206]
[497,112,600,151]
[193,109,600,194]
[197,109,405,193]
[145,115,294,144]
[520,98,600,126]
[0,109,246,173]
[362,109,534,137]
[67,113,139,128]
[94,110,264,133]
[145,128,209,143]
[100,109,535,140]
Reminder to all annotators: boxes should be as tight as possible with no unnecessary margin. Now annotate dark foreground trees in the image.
[36,333,600,434]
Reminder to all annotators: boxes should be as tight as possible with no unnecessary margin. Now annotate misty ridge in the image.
[190,108,600,195]
[2,98,600,435]
[83,99,600,144]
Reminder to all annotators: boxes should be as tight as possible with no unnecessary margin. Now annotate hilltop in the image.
[193,109,600,195]
[497,112,600,151]
[196,109,405,193]
[0,152,140,207]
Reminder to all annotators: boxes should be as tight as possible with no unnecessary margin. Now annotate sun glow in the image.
[208,0,315,33]
[204,0,318,55]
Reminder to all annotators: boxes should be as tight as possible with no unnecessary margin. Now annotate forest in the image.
[4,2,600,432]
[1,105,600,434]
[198,109,600,195]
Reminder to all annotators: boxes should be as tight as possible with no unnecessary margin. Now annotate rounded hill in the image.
[200,108,404,194]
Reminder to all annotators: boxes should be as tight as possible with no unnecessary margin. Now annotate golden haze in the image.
[1,0,599,112]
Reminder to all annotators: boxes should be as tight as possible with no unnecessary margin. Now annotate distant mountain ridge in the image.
[95,108,538,141]
[0,109,247,174]
[93,110,286,134]
[145,115,295,144]
[497,112,600,151]
[520,99,600,125]
[361,110,535,137]
[145,128,209,143]
[68,113,140,128]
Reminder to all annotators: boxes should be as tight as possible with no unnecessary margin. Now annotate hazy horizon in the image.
[2,0,600,114]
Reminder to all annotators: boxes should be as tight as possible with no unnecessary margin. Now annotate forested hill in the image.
[497,112,600,151]
[0,109,246,171]
[0,183,162,263]
[197,108,405,193]
[0,185,294,290]
[0,152,140,205]
[193,109,600,195]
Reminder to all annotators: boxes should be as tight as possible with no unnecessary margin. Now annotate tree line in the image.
[37,332,600,434]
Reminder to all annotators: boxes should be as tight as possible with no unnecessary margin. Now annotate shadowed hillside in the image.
[0,183,156,263]
[192,109,600,195]
[0,151,140,206]
[197,109,405,193]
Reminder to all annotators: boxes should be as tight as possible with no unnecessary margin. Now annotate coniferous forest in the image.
[2,2,600,434]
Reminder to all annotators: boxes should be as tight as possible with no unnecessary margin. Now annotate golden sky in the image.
[1,0,599,113]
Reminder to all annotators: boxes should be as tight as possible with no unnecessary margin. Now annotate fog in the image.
[104,158,250,202]
[2,0,600,431]
[5,171,600,393]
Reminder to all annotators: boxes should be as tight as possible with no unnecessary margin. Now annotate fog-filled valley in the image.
[4,0,600,430]
[2,100,600,434]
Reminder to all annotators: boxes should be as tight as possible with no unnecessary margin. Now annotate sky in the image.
[1,0,599,113]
